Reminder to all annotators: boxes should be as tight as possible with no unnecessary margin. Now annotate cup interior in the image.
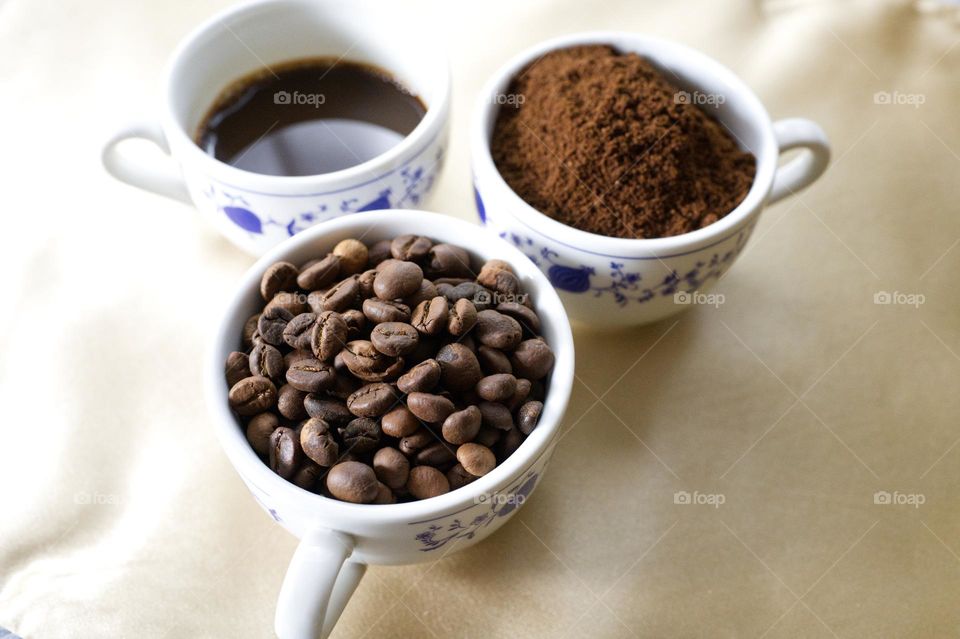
[474,32,779,253]
[165,0,448,177]
[206,211,575,525]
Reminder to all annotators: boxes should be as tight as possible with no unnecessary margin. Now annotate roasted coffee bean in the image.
[407,392,456,423]
[225,351,251,387]
[476,374,518,403]
[260,262,300,302]
[230,237,553,503]
[371,322,419,357]
[230,376,278,415]
[285,358,336,393]
[478,401,513,430]
[300,417,339,466]
[258,306,293,346]
[304,395,353,426]
[477,345,512,375]
[362,298,411,324]
[311,311,349,361]
[277,384,308,420]
[404,279,440,307]
[373,482,395,504]
[341,309,366,337]
[246,412,279,456]
[373,447,409,490]
[341,340,404,382]
[497,427,524,461]
[292,462,323,491]
[367,239,393,266]
[355,269,376,299]
[505,378,532,412]
[249,343,285,384]
[477,259,513,290]
[309,276,361,313]
[415,441,456,467]
[399,428,434,456]
[475,310,522,350]
[338,417,381,454]
[446,463,477,490]
[333,238,368,275]
[391,234,432,261]
[242,314,260,348]
[284,349,313,369]
[411,296,448,336]
[346,383,398,417]
[497,302,541,334]
[517,400,543,435]
[425,244,473,279]
[511,338,555,380]
[381,406,421,438]
[297,254,340,291]
[491,269,520,295]
[269,427,303,479]
[283,313,317,350]
[442,405,482,445]
[406,466,449,499]
[326,461,379,504]
[436,343,482,392]
[266,291,307,316]
[261,261,299,301]
[439,281,493,310]
[374,261,423,300]
[447,298,478,337]
[474,426,501,448]
[457,443,496,477]
[396,358,442,394]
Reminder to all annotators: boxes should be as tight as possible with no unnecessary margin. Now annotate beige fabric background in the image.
[2,0,959,636]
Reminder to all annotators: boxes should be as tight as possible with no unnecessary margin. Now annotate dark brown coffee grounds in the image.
[490,45,756,239]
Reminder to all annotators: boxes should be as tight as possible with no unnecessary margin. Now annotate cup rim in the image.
[471,31,779,256]
[205,210,575,525]
[161,0,451,191]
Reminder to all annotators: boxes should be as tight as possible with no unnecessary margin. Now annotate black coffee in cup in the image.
[196,58,426,176]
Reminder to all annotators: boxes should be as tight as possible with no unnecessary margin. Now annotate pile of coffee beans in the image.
[225,236,555,504]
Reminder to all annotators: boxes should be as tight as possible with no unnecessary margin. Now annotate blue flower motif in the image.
[547,264,594,293]
[223,206,263,234]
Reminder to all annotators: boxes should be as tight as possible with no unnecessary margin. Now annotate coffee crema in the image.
[196,58,426,177]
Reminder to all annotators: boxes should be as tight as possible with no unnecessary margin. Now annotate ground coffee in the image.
[490,45,756,239]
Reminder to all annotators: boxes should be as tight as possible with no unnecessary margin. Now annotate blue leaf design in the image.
[223,206,263,234]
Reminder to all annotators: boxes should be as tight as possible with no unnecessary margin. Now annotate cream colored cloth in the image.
[2,0,959,636]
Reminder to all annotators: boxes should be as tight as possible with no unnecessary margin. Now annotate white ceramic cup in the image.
[102,0,450,256]
[472,32,830,328]
[205,211,574,639]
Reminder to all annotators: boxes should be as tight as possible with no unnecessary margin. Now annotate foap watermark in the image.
[473,290,529,306]
[475,492,527,507]
[674,291,725,308]
[674,490,725,508]
[874,290,925,308]
[675,90,726,106]
[873,90,925,108]
[493,93,526,108]
[873,490,925,508]
[274,90,327,108]
[74,491,122,506]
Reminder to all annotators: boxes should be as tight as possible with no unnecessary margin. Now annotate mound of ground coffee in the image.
[490,45,756,239]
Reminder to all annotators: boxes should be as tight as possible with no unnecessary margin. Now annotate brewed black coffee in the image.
[196,58,426,176]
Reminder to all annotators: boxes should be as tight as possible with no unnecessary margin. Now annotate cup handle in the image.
[275,528,364,639]
[766,118,830,205]
[101,120,192,204]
